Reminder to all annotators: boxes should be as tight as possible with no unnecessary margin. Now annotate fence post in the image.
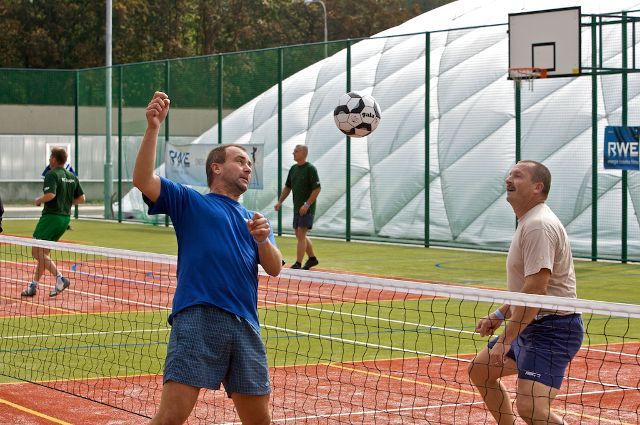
[218,55,223,144]
[165,60,171,227]
[424,32,430,248]
[515,81,521,163]
[278,47,283,236]
[621,12,628,263]
[591,16,598,261]
[105,66,113,220]
[346,40,352,242]
[118,66,123,223]
[74,71,79,219]
[514,63,521,231]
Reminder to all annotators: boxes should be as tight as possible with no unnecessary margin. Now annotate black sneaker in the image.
[291,262,302,269]
[302,257,319,270]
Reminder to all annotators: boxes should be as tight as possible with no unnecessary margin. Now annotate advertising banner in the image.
[165,142,264,189]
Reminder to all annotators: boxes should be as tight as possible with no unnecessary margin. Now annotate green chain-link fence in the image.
[1,15,639,262]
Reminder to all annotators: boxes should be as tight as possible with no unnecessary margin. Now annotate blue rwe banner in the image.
[604,126,640,170]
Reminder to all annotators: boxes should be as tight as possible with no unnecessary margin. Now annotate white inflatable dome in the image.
[149,0,640,258]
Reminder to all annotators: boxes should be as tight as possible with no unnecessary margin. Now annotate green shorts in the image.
[33,214,71,241]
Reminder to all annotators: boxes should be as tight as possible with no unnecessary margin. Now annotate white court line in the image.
[260,283,364,303]
[221,383,639,425]
[263,299,477,335]
[262,300,639,358]
[219,401,486,424]
[560,385,640,397]
[581,346,640,358]
[0,328,170,340]
[0,275,171,311]
[3,259,175,290]
[264,323,472,363]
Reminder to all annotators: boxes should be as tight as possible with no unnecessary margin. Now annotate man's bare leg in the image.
[232,393,271,425]
[468,346,519,425]
[32,247,58,281]
[295,227,308,264]
[304,235,315,259]
[23,247,60,296]
[148,380,200,425]
[516,379,565,425]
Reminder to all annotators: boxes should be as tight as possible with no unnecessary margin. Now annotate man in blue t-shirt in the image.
[134,91,283,425]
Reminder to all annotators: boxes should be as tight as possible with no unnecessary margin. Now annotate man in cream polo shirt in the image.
[468,160,584,425]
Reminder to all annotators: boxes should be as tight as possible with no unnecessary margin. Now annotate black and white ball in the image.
[333,92,381,138]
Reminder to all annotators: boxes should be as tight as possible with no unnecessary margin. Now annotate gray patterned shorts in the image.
[163,304,271,397]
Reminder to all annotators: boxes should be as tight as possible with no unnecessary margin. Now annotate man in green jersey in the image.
[274,144,321,270]
[21,147,85,298]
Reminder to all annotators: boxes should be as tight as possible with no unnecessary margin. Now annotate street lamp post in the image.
[304,0,328,58]
[105,0,113,219]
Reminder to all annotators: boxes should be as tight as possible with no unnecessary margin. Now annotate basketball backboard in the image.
[508,7,581,79]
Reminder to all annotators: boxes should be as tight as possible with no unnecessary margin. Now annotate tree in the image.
[0,0,453,69]
[0,0,103,68]
[113,0,196,63]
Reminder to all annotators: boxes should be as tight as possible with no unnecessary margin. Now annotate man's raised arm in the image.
[133,91,170,203]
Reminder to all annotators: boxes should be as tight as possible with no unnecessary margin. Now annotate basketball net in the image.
[509,67,548,91]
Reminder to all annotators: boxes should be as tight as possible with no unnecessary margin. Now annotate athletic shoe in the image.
[50,276,70,297]
[302,257,319,270]
[21,283,37,297]
[291,262,302,269]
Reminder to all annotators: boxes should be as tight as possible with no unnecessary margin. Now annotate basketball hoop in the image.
[509,67,548,91]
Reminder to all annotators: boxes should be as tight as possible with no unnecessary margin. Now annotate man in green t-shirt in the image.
[274,144,321,269]
[21,147,85,298]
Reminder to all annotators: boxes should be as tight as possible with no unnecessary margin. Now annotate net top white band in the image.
[277,268,640,319]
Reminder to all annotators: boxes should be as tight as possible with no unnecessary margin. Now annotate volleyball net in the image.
[1,234,639,424]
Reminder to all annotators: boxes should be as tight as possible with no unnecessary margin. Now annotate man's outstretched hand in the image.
[146,91,170,129]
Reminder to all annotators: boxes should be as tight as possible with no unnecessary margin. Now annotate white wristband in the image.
[255,238,269,245]
[304,201,310,208]
[493,309,505,321]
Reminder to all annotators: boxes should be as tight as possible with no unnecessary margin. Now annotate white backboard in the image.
[508,7,581,78]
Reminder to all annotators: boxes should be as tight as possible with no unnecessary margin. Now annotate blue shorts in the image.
[293,212,314,230]
[163,304,271,397]
[488,313,584,389]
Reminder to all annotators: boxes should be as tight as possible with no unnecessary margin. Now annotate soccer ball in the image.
[333,92,381,138]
